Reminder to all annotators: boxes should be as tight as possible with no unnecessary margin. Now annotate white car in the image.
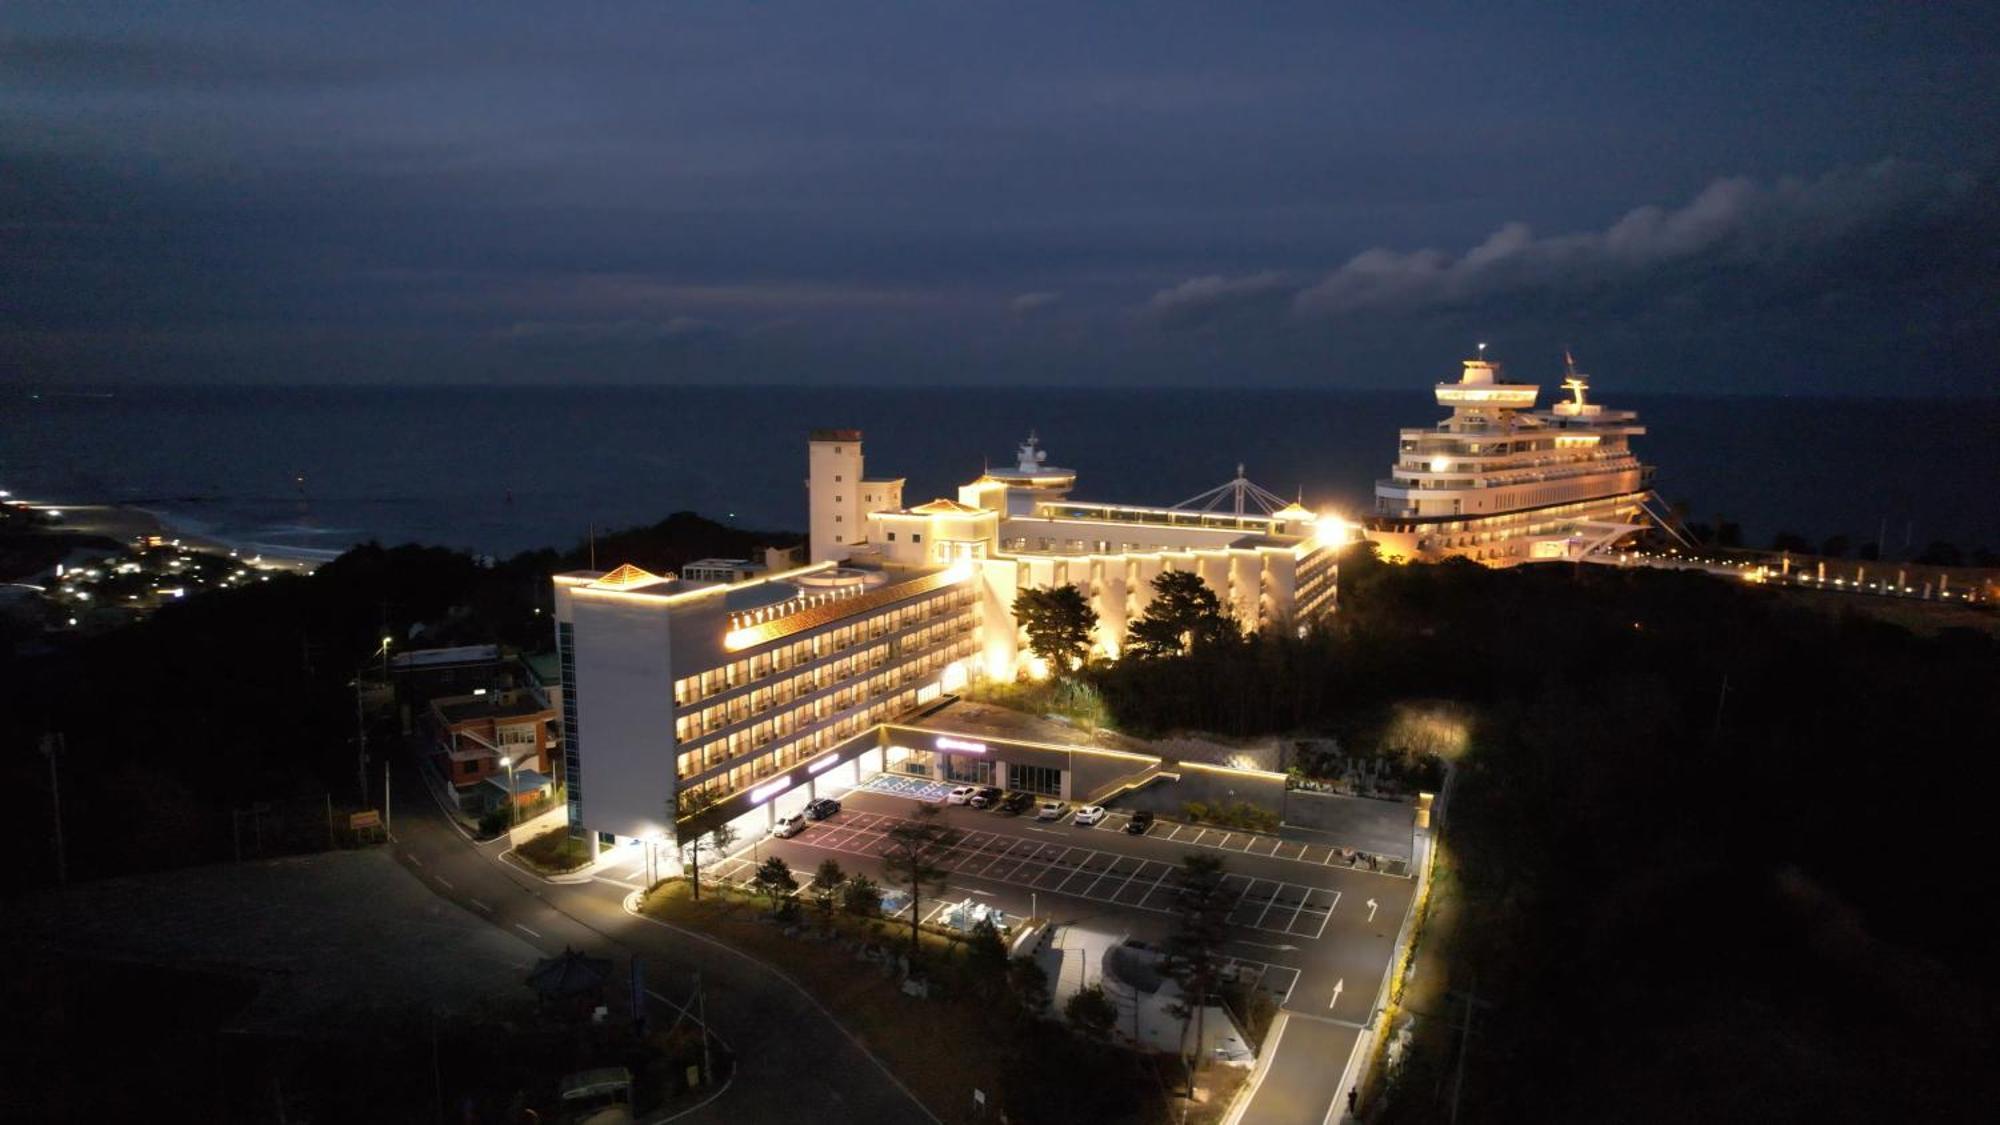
[946,785,977,805]
[1073,805,1107,827]
[772,812,808,838]
[1035,801,1068,821]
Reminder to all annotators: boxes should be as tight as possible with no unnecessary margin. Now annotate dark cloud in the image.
[1009,292,1061,317]
[2,4,1997,392]
[1136,162,1997,388]
[1290,162,1985,316]
[0,33,385,91]
[501,317,723,343]
[1146,272,1297,331]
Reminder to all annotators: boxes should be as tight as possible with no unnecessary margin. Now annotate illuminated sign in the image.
[935,736,988,754]
[750,779,791,803]
[807,753,840,774]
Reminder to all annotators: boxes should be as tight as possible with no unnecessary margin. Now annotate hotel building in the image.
[1366,352,1657,565]
[553,430,1343,859]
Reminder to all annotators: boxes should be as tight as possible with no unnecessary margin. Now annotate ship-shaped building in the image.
[1366,350,1656,565]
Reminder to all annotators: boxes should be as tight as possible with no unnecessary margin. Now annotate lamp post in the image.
[354,637,393,807]
[499,755,519,832]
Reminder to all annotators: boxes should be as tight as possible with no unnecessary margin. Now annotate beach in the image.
[30,502,327,574]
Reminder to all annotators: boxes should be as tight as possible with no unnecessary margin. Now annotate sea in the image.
[5,386,1997,561]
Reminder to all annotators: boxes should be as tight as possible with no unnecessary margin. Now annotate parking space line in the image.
[1280,883,1312,932]
[1051,850,1106,893]
[1271,966,1300,1006]
[1230,878,1269,924]
[1118,862,1171,905]
[1252,880,1287,928]
[1077,856,1136,898]
[1307,890,1339,940]
[1107,860,1152,901]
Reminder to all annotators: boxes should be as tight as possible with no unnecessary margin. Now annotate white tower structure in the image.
[807,428,903,563]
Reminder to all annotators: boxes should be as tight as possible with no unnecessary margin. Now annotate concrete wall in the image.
[808,437,865,562]
[570,596,678,843]
[1070,750,1159,805]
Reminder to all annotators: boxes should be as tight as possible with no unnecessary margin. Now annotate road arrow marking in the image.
[1366,898,1379,922]
[1329,978,1345,1009]
[1230,940,1299,952]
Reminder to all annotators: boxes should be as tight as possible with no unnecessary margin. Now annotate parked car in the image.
[1073,805,1107,827]
[946,785,977,805]
[969,785,1003,809]
[1035,801,1068,821]
[806,797,841,820]
[773,813,808,838]
[999,792,1034,814]
[1125,810,1154,835]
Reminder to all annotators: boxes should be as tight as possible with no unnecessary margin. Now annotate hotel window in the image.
[887,532,896,541]
[911,533,922,543]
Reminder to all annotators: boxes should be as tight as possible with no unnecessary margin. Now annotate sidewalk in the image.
[1041,924,1252,1065]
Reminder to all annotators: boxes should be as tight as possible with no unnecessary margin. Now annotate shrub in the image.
[1064,984,1119,1039]
[842,874,884,917]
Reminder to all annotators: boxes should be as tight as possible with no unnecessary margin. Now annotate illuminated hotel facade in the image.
[553,430,1342,859]
[1366,352,1657,565]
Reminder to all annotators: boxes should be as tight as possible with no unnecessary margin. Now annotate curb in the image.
[1338,760,1457,1121]
[1221,1011,1292,1125]
[622,889,945,1125]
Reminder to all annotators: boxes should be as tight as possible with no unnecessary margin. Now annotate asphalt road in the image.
[387,751,936,1125]
[707,788,1414,1027]
[1236,1015,1360,1125]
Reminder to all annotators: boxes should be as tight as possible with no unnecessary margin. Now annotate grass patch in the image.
[1150,1053,1252,1125]
[1178,800,1281,834]
[638,879,1008,1120]
[514,827,591,874]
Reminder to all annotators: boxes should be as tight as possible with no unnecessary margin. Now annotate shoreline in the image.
[32,502,331,574]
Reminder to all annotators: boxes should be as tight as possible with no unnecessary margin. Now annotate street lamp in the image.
[499,755,519,831]
[377,635,393,681]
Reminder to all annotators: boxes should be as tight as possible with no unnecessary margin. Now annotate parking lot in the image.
[745,810,1342,940]
[671,783,1417,1029]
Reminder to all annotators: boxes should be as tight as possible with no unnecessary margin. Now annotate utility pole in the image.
[1449,978,1482,1125]
[1710,674,1731,743]
[384,760,393,840]
[354,677,370,805]
[325,793,335,850]
[696,972,712,1086]
[40,733,67,886]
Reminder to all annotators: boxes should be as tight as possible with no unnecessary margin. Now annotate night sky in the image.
[6,2,1997,394]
